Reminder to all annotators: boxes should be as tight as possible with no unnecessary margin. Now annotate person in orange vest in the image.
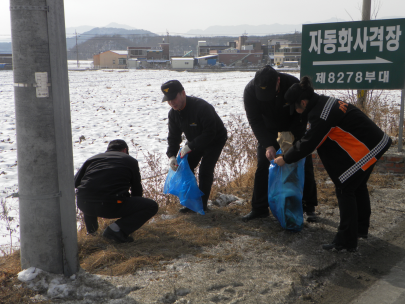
[274,76,392,252]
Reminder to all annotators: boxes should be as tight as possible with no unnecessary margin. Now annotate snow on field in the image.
[0,66,261,251]
[1,64,402,252]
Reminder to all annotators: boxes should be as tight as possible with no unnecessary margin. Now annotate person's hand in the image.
[180,145,192,158]
[274,156,286,167]
[169,156,178,171]
[265,146,277,161]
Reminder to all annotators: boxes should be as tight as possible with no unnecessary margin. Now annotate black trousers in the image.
[332,164,375,249]
[187,139,227,210]
[251,144,318,213]
[77,196,158,235]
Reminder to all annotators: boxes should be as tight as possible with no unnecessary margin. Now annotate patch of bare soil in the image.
[301,186,405,304]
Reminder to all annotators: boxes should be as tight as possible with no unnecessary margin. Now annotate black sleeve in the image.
[243,81,277,148]
[130,158,143,197]
[74,161,88,188]
[187,103,218,151]
[166,110,182,158]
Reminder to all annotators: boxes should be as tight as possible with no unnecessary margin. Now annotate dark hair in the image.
[284,76,314,106]
[298,76,314,101]
[106,139,129,152]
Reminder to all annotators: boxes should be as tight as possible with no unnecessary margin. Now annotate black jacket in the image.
[74,151,143,198]
[166,96,227,158]
[284,94,392,186]
[243,72,306,149]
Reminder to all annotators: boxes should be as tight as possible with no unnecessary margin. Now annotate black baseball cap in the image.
[106,139,129,152]
[161,80,184,102]
[254,65,279,102]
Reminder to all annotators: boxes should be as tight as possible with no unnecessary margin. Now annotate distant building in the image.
[197,36,264,67]
[0,54,13,70]
[171,57,194,69]
[197,41,237,57]
[274,43,301,67]
[216,51,263,66]
[93,50,127,69]
[127,42,170,68]
[195,54,218,67]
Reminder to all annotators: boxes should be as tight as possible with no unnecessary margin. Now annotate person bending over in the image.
[74,139,158,243]
[162,80,227,213]
[242,65,318,222]
[274,77,391,252]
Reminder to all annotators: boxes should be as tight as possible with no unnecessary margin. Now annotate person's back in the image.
[74,139,158,243]
[75,151,142,198]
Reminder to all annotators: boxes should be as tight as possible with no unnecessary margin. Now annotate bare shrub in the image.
[0,198,19,256]
[326,89,401,136]
[140,150,175,207]
[212,114,257,196]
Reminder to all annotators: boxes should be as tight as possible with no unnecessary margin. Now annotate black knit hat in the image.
[161,80,184,102]
[254,65,278,102]
[106,139,129,152]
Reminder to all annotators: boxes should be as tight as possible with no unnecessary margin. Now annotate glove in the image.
[169,156,178,171]
[180,145,192,158]
[265,146,277,161]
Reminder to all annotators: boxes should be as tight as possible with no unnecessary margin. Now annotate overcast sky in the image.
[0,0,404,38]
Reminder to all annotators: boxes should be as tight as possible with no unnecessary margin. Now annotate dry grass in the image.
[76,203,253,276]
[313,166,338,208]
[0,252,49,304]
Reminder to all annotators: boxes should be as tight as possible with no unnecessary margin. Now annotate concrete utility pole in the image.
[357,0,371,109]
[10,0,78,276]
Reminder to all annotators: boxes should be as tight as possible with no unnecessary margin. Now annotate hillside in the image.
[67,32,302,60]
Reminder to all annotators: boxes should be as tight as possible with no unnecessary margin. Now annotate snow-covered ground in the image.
[1,63,402,253]
[0,65,261,252]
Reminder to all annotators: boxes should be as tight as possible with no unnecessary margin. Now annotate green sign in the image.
[301,18,405,90]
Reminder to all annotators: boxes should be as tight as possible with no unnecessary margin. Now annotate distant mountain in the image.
[186,18,348,36]
[66,23,139,37]
[103,23,139,30]
[66,27,157,50]
[66,25,96,37]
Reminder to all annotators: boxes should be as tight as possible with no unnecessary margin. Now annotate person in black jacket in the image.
[74,139,158,243]
[162,80,227,213]
[242,65,318,222]
[274,77,392,251]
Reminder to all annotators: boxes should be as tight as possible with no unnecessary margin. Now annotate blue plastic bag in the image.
[268,149,305,231]
[163,154,205,215]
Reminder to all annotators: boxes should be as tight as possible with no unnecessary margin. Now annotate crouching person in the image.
[274,77,392,252]
[74,139,158,243]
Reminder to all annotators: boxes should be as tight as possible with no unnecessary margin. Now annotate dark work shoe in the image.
[242,210,270,222]
[102,227,134,243]
[322,243,356,252]
[306,212,320,223]
[358,233,368,239]
[179,207,196,213]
